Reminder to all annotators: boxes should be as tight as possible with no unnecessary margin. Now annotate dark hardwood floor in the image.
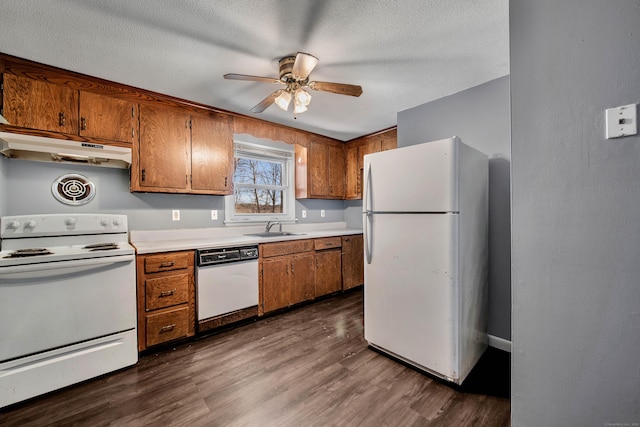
[0,289,510,426]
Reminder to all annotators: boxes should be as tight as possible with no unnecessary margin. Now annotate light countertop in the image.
[130,222,363,254]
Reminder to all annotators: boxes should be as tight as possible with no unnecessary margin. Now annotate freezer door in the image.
[364,212,459,380]
[363,137,459,213]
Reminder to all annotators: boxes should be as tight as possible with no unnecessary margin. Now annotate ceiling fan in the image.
[224,52,363,117]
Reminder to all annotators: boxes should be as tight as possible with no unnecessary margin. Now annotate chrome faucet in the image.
[265,221,282,233]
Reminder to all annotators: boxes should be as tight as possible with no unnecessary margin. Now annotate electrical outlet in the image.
[172,210,180,221]
[210,210,218,220]
[302,210,307,218]
[320,209,326,218]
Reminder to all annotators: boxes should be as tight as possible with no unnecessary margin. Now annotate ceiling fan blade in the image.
[224,73,280,84]
[291,52,319,80]
[250,90,282,113]
[308,81,363,97]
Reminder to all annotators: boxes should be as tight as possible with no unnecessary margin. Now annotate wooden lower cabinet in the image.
[259,235,361,314]
[315,237,343,297]
[261,256,292,313]
[136,250,195,351]
[260,240,315,314]
[342,235,364,290]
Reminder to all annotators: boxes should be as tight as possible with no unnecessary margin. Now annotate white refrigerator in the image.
[363,136,488,385]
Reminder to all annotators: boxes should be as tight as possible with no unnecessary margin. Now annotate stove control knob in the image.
[100,219,111,227]
[24,220,38,230]
[6,220,20,231]
[65,218,77,228]
[112,218,121,227]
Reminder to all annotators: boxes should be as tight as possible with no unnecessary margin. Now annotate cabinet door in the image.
[138,104,190,190]
[380,129,397,151]
[342,235,364,290]
[190,113,233,193]
[309,141,329,197]
[3,73,78,134]
[291,253,315,305]
[79,91,138,144]
[345,145,359,199]
[315,249,342,297]
[261,257,291,313]
[327,144,345,198]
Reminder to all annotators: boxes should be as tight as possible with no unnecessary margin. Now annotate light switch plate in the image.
[320,210,326,218]
[210,210,218,220]
[301,210,307,218]
[606,103,637,139]
[172,210,180,221]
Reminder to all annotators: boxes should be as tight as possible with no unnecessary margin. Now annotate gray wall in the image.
[396,76,512,342]
[510,0,640,425]
[0,157,7,216]
[3,159,344,230]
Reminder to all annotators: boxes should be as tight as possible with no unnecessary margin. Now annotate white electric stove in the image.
[0,214,138,408]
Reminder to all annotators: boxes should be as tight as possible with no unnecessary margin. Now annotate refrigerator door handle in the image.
[364,163,372,214]
[364,211,372,264]
[364,163,373,264]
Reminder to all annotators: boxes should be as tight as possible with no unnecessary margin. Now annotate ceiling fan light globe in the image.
[294,88,312,106]
[274,90,292,111]
[293,103,308,114]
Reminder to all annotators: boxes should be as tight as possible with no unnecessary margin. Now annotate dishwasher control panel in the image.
[197,245,259,266]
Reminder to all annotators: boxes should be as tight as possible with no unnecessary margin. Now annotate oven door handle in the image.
[0,254,134,279]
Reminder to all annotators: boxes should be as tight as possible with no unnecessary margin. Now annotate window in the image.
[224,140,295,224]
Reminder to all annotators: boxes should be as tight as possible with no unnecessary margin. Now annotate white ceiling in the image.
[0,0,509,141]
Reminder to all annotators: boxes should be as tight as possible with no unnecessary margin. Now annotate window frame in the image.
[224,140,296,224]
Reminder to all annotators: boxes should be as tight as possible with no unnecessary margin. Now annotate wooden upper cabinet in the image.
[344,128,397,200]
[380,128,397,152]
[190,113,233,194]
[133,106,234,195]
[2,73,78,134]
[2,73,137,146]
[137,104,190,191]
[345,145,359,200]
[79,91,138,144]
[309,141,329,197]
[327,144,345,198]
[297,139,345,200]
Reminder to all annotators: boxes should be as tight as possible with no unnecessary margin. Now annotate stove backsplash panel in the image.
[2,158,345,231]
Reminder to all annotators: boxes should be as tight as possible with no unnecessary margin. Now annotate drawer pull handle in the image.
[160,324,176,332]
[159,289,176,297]
[58,112,66,126]
[80,117,87,130]
[160,261,175,268]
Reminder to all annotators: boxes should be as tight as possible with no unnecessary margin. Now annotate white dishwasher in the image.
[196,245,259,322]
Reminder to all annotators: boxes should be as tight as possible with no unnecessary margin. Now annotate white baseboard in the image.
[488,334,512,353]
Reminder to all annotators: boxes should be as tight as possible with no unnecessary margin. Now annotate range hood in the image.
[0,132,131,169]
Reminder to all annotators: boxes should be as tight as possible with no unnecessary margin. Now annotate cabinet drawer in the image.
[260,239,313,258]
[145,306,189,347]
[145,273,190,311]
[314,236,342,250]
[145,252,191,273]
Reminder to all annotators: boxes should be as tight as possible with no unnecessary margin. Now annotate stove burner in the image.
[83,243,120,251]
[3,248,53,258]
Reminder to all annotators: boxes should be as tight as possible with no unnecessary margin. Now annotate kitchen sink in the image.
[244,231,306,238]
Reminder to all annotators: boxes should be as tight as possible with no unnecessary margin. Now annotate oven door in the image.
[0,254,136,362]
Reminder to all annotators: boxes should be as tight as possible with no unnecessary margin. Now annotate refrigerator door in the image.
[363,137,459,214]
[364,212,459,381]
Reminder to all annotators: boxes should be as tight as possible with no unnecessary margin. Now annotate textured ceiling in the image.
[0,0,509,141]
